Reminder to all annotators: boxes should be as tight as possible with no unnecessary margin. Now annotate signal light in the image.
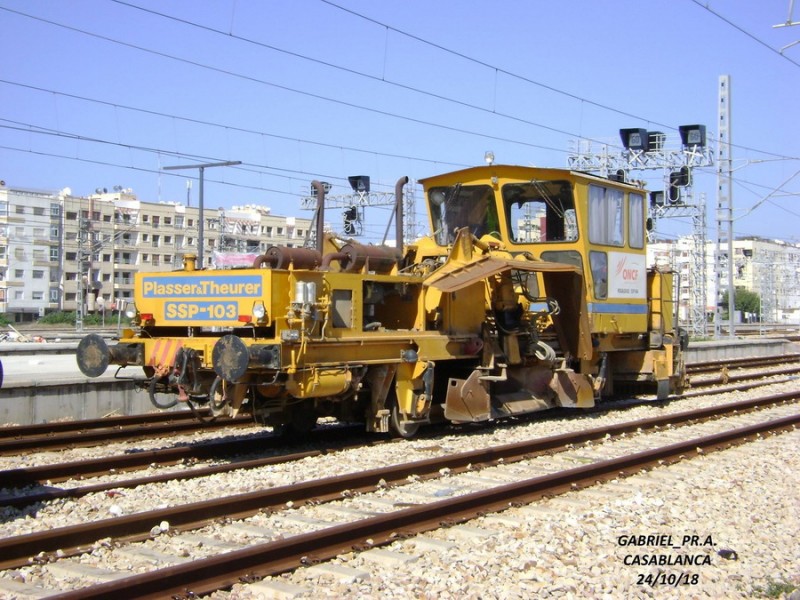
[619,128,648,151]
[679,124,706,148]
[650,191,665,207]
[348,175,370,193]
[668,184,681,204]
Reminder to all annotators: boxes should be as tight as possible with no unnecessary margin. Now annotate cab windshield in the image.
[428,184,498,245]
[503,180,577,243]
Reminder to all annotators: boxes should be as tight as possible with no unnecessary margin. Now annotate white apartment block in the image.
[0,183,312,322]
[648,236,800,326]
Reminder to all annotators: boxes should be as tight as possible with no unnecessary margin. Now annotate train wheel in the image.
[390,400,420,439]
[148,377,178,409]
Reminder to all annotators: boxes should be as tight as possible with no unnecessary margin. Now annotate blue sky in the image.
[1,0,798,243]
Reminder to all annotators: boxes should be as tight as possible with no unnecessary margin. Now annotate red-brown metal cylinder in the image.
[253,246,322,270]
[339,241,399,274]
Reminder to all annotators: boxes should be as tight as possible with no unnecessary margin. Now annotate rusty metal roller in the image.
[339,241,399,274]
[252,246,322,270]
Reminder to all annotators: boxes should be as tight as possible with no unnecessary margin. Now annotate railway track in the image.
[2,359,797,499]
[2,353,798,458]
[0,387,796,598]
[0,411,257,455]
[686,353,800,374]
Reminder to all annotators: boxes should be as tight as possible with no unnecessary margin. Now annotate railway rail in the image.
[2,359,798,499]
[0,412,255,455]
[17,404,800,599]
[686,353,800,374]
[0,389,797,580]
[3,353,798,458]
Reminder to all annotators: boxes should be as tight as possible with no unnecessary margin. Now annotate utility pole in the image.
[76,216,90,332]
[716,75,735,338]
[163,161,241,268]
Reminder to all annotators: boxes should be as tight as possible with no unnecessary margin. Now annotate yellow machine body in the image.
[78,165,687,435]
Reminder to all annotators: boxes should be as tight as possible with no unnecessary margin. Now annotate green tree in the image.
[721,287,761,318]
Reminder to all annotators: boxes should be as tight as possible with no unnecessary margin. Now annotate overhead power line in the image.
[0,6,570,155]
[689,0,800,68]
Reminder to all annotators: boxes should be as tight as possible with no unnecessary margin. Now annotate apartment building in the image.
[0,185,62,319]
[0,183,312,322]
[648,236,800,325]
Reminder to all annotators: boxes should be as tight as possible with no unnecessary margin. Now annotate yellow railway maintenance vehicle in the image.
[77,165,687,436]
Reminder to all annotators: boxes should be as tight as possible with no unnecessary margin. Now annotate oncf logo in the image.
[615,256,640,281]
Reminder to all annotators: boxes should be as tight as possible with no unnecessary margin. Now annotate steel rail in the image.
[690,365,800,387]
[0,424,364,489]
[46,412,800,600]
[0,410,208,440]
[0,416,255,455]
[687,353,800,374]
[1,390,796,571]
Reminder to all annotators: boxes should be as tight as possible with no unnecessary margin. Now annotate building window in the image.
[66,252,77,261]
[51,226,60,239]
[32,291,44,300]
[33,227,45,238]
[50,248,60,261]
[15,248,24,260]
[14,290,24,300]
[33,270,44,279]
[34,207,45,216]
[14,269,23,278]
[66,211,78,220]
[16,205,25,214]
[50,289,60,302]
[51,203,61,217]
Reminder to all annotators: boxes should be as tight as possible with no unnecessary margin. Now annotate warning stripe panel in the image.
[149,339,184,368]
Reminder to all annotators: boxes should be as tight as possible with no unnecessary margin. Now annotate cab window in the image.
[629,193,644,249]
[503,180,577,243]
[588,185,624,246]
[428,185,497,245]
